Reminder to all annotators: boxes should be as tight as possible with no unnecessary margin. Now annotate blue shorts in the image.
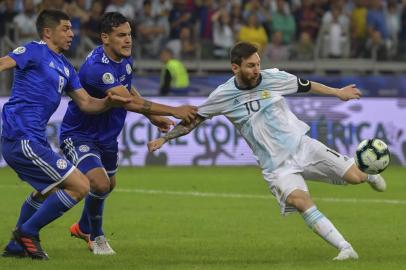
[1,137,75,194]
[60,138,118,177]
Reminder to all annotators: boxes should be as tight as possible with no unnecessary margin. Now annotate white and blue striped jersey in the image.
[198,68,310,173]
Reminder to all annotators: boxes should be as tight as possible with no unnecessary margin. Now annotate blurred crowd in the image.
[1,0,406,61]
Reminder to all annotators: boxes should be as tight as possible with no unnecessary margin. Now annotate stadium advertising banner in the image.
[0,97,405,167]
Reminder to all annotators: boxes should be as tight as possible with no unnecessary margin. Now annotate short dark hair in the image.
[100,12,129,34]
[230,42,259,65]
[36,9,70,38]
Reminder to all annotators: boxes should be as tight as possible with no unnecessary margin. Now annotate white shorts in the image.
[263,135,354,215]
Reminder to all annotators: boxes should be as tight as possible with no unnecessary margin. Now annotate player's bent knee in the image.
[286,190,314,212]
[109,176,116,191]
[87,168,111,193]
[63,169,90,201]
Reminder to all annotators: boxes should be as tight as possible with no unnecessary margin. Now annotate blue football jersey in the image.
[1,41,82,143]
[60,46,133,143]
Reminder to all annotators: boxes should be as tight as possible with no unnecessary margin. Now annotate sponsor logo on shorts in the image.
[57,159,68,170]
[79,145,90,153]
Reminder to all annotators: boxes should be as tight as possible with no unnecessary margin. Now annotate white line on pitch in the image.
[114,188,406,205]
[0,185,404,205]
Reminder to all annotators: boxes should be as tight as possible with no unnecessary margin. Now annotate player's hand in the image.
[148,115,175,133]
[337,84,362,101]
[147,138,166,152]
[172,105,198,124]
[107,92,132,107]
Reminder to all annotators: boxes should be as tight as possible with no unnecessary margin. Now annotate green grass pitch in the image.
[0,165,405,270]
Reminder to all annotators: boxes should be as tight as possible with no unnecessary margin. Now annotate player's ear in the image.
[101,33,109,45]
[231,63,240,74]
[42,27,52,40]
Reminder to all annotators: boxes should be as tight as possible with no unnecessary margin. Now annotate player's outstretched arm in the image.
[130,86,174,132]
[310,81,362,101]
[108,85,198,124]
[0,56,16,72]
[147,115,206,152]
[68,89,131,114]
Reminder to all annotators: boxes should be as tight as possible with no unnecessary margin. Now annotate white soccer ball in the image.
[354,138,390,175]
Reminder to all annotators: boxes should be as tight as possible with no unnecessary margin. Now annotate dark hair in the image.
[100,12,129,34]
[230,42,258,65]
[36,9,70,38]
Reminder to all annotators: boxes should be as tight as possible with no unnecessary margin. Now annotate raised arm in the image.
[147,115,206,152]
[0,56,16,72]
[309,81,361,101]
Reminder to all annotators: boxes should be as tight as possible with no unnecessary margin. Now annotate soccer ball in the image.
[354,138,390,174]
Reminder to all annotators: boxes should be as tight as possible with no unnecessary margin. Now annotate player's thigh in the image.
[2,138,75,195]
[61,139,105,174]
[299,137,353,185]
[99,142,119,179]
[61,139,110,191]
[61,168,90,200]
[264,171,308,215]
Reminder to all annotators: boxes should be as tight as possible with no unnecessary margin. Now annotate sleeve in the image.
[81,62,122,93]
[7,42,41,70]
[65,65,82,92]
[197,90,226,119]
[263,68,299,95]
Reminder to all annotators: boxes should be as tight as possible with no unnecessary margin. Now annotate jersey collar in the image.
[234,74,262,91]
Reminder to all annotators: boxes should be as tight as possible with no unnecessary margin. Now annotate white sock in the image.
[302,206,351,250]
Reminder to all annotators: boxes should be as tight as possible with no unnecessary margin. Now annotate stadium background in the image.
[1,1,406,269]
[0,0,405,167]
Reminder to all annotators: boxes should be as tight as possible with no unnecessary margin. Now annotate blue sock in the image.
[78,205,90,234]
[16,193,43,227]
[20,189,77,237]
[86,191,109,240]
[5,194,43,252]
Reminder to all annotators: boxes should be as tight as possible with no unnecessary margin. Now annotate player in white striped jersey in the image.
[147,42,387,261]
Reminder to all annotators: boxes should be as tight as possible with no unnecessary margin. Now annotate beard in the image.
[239,72,259,89]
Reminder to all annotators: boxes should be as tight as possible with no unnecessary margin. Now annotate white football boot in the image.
[367,174,387,192]
[333,246,359,261]
[89,235,116,255]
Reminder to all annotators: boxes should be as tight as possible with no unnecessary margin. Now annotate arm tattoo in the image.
[163,116,205,141]
[141,100,152,114]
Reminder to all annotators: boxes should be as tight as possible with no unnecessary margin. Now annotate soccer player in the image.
[147,42,387,261]
[0,10,131,260]
[59,12,197,255]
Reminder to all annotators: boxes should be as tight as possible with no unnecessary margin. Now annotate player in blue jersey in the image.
[0,10,132,260]
[147,42,387,261]
[59,12,197,255]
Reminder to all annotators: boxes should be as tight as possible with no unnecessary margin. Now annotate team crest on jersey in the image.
[126,64,132,75]
[64,66,70,77]
[79,145,90,153]
[102,73,115,84]
[13,46,26,55]
[56,159,68,170]
[261,90,271,99]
